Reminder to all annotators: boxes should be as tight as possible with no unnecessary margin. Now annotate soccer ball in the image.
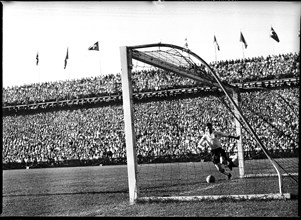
[206,175,215,183]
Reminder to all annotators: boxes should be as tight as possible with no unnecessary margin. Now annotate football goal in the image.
[120,43,298,204]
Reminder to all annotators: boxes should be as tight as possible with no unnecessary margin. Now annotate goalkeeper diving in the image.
[198,122,240,180]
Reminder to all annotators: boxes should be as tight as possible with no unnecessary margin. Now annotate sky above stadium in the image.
[3,1,300,87]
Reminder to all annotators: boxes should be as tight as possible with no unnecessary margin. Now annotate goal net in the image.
[120,43,298,204]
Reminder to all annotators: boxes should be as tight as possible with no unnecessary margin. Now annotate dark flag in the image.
[240,32,248,49]
[270,27,280,42]
[184,38,188,49]
[213,35,220,51]
[64,48,69,69]
[88,41,99,51]
[36,53,39,66]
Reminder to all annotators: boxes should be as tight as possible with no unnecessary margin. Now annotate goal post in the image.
[120,43,296,204]
[120,46,138,204]
[233,91,244,178]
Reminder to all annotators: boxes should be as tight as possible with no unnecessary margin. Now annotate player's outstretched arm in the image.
[228,135,240,140]
[216,131,239,140]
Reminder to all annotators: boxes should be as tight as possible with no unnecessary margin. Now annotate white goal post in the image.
[120,43,292,204]
[120,46,139,204]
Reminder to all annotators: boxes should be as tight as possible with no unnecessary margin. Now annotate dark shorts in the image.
[211,147,227,164]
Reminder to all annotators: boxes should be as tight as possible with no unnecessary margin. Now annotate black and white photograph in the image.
[2,1,299,217]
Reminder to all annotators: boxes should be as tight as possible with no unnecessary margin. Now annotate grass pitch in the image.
[137,158,298,198]
[2,159,299,217]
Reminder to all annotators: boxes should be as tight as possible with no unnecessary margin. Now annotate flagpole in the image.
[271,26,275,56]
[88,41,101,75]
[271,25,274,56]
[37,58,40,85]
[36,52,41,85]
[241,43,245,61]
[39,66,41,85]
[214,43,217,62]
[67,48,69,87]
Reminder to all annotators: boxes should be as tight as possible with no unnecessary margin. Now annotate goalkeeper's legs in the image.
[221,156,235,171]
[220,149,234,171]
[211,148,232,180]
[215,163,232,180]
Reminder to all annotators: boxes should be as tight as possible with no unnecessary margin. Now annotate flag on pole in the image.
[240,32,248,49]
[36,53,39,66]
[64,48,69,69]
[270,27,280,42]
[88,41,99,51]
[213,35,220,51]
[184,38,188,49]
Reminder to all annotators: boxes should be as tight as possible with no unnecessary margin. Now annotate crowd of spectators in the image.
[3,52,299,106]
[211,52,299,83]
[3,74,121,106]
[3,87,299,166]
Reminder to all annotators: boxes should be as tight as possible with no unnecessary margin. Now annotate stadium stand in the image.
[2,52,299,169]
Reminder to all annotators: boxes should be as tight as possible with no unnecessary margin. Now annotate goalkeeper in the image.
[198,122,240,180]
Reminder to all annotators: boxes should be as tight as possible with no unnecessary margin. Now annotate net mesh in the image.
[132,45,218,87]
[127,44,298,199]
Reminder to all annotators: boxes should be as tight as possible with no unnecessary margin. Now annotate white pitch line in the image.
[179,181,225,195]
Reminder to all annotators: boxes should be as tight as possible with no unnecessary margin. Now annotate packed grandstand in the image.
[2,52,299,169]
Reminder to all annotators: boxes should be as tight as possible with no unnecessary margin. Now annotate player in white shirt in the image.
[199,122,240,180]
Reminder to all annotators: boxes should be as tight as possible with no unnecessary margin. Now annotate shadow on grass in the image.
[3,189,129,198]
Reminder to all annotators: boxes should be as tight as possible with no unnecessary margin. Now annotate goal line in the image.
[138,193,292,202]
